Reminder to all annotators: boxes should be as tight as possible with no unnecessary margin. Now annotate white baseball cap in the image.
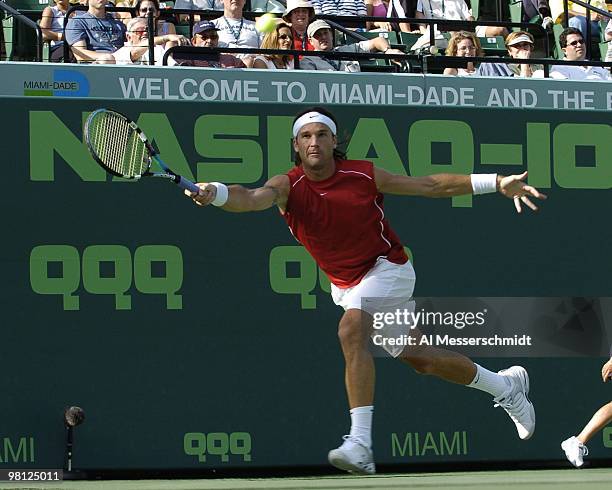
[506,34,534,46]
[307,19,332,38]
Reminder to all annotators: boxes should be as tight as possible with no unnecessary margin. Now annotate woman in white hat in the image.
[282,0,316,52]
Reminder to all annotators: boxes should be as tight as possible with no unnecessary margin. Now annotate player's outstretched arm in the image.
[374,168,546,213]
[185,174,289,212]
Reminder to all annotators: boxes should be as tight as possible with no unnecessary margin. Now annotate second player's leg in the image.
[577,401,612,444]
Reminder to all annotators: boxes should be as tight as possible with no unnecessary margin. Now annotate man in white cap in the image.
[185,106,544,475]
[477,31,536,77]
[113,17,188,65]
[300,19,404,71]
[283,0,316,52]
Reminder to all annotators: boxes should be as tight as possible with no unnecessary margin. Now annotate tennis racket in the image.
[84,109,200,193]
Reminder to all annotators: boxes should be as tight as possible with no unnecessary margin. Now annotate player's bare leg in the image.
[328,309,376,475]
[562,401,612,467]
[338,309,375,409]
[577,402,612,443]
[399,342,477,384]
[399,329,535,440]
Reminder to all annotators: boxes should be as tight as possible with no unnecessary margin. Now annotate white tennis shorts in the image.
[331,258,416,357]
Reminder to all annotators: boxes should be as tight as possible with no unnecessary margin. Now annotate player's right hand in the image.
[185,183,217,206]
[602,358,612,382]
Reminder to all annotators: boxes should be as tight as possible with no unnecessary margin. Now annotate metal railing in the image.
[563,0,612,60]
[318,14,551,56]
[6,3,610,71]
[0,0,43,61]
[163,44,612,77]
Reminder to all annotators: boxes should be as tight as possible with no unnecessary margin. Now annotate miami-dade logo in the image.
[23,69,90,97]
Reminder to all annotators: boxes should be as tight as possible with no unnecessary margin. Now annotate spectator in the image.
[135,0,177,36]
[300,19,403,71]
[387,0,418,33]
[253,21,294,69]
[541,27,610,79]
[605,19,611,62]
[114,0,138,24]
[415,0,506,37]
[366,0,390,31]
[415,0,472,34]
[251,0,285,13]
[474,0,509,37]
[476,31,535,77]
[174,0,224,11]
[443,30,483,76]
[40,0,70,61]
[213,0,261,47]
[173,20,247,67]
[0,13,5,61]
[550,0,605,40]
[310,0,367,18]
[282,0,316,52]
[112,16,185,64]
[65,0,126,63]
[521,0,551,24]
[212,0,262,66]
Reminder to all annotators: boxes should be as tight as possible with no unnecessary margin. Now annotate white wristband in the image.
[471,174,498,195]
[210,182,229,207]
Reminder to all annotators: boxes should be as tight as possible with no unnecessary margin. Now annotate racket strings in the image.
[90,112,148,178]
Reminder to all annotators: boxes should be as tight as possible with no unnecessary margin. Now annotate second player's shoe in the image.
[561,436,588,467]
[328,435,376,475]
[494,365,536,440]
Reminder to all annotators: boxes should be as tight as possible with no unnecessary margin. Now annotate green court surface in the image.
[1,469,611,490]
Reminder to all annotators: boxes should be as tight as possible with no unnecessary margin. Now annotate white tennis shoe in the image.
[328,435,376,475]
[561,436,588,467]
[494,365,536,440]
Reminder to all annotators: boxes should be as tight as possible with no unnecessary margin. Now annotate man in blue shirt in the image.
[65,0,126,63]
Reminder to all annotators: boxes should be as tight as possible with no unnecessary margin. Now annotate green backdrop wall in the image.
[0,63,611,470]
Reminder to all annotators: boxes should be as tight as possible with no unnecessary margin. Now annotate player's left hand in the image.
[498,171,547,213]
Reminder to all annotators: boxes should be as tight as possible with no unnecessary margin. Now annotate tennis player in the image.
[561,352,612,467]
[186,107,546,475]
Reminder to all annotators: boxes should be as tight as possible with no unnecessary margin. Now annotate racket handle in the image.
[176,176,200,193]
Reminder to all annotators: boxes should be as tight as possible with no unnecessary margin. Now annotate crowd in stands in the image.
[3,0,611,78]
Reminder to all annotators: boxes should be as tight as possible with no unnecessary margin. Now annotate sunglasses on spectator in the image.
[568,39,584,47]
[278,34,293,40]
[139,7,157,13]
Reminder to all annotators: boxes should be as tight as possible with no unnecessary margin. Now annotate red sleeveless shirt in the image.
[282,159,408,288]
